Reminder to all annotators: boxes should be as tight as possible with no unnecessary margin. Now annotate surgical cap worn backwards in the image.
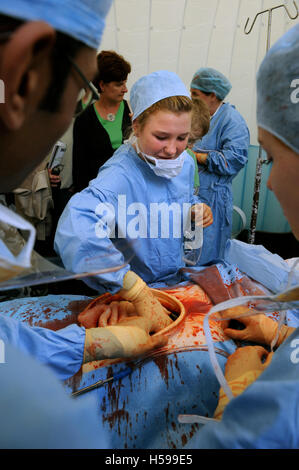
[257,23,299,155]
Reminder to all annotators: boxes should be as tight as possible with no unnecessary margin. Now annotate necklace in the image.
[95,99,118,122]
[106,113,115,122]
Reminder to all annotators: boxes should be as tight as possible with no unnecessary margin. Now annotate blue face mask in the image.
[135,139,186,179]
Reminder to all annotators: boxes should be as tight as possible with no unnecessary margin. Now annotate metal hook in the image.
[244,1,299,34]
[244,9,267,34]
[283,0,299,19]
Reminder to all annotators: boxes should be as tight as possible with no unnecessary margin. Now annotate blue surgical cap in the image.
[130,70,190,121]
[257,24,299,155]
[0,0,113,50]
[190,67,232,101]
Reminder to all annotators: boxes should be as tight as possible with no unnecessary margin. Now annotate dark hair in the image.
[199,90,212,97]
[93,50,131,92]
[0,13,83,112]
[0,13,23,32]
[199,89,223,102]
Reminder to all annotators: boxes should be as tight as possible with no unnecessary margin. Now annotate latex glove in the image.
[220,307,295,347]
[223,345,273,382]
[83,315,167,363]
[191,203,213,228]
[214,346,273,420]
[194,152,208,165]
[119,271,172,333]
[78,300,136,328]
[97,301,136,327]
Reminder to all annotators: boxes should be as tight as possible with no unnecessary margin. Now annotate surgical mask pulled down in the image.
[128,135,203,265]
[133,137,186,179]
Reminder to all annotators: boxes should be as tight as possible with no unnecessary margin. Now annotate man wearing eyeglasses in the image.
[0,1,166,449]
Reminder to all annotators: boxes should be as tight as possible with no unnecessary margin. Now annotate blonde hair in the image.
[134,95,193,130]
[188,98,210,147]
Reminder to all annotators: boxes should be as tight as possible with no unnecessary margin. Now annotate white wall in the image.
[100,0,299,145]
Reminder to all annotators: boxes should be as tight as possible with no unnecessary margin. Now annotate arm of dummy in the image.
[214,345,273,420]
[79,271,173,334]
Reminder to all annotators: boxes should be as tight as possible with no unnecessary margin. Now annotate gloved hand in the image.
[119,271,172,333]
[220,307,295,346]
[97,301,136,327]
[191,203,213,228]
[214,346,273,420]
[83,315,167,363]
[194,152,208,165]
[79,300,136,328]
[223,345,273,382]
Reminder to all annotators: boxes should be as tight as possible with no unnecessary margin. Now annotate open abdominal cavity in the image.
[78,276,299,426]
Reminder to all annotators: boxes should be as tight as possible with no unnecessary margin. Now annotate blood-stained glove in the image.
[119,271,172,333]
[83,315,167,363]
[97,301,136,327]
[79,300,136,328]
[221,307,295,347]
[194,152,208,165]
[214,345,273,420]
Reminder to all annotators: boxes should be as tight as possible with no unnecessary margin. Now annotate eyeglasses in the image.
[67,55,100,117]
[0,30,99,117]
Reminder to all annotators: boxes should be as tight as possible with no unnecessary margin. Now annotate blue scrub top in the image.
[55,143,199,293]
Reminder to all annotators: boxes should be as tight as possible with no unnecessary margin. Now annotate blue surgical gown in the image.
[0,209,86,382]
[0,343,110,448]
[188,329,299,449]
[0,314,85,380]
[193,102,249,265]
[55,143,198,293]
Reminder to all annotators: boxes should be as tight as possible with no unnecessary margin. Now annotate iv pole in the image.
[244,1,298,244]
